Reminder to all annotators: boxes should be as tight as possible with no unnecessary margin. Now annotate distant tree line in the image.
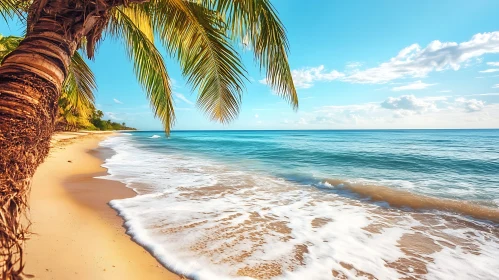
[56,107,136,131]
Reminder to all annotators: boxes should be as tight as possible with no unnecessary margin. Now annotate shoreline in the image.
[25,132,181,279]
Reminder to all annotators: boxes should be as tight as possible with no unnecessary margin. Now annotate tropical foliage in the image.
[1,34,101,131]
[1,34,135,131]
[0,1,296,278]
[0,0,297,133]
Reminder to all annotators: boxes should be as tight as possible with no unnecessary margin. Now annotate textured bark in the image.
[0,0,148,278]
[0,25,71,280]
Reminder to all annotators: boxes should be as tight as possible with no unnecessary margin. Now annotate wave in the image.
[323,179,499,223]
[149,135,161,139]
[99,135,499,279]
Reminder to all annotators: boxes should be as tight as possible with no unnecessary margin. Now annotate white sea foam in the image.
[149,135,161,139]
[99,135,499,280]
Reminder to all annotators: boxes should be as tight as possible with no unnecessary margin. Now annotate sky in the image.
[2,0,499,130]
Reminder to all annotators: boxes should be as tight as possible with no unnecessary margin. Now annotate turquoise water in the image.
[100,130,499,280]
[131,129,499,204]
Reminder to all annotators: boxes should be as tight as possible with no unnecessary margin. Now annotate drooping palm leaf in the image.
[107,5,175,132]
[150,0,247,123]
[63,51,96,118]
[0,0,16,21]
[213,0,298,108]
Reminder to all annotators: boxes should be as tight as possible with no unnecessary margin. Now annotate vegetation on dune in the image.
[0,0,297,278]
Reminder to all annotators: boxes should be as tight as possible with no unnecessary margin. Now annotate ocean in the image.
[99,130,499,280]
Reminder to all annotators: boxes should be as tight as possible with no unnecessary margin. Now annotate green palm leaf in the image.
[63,51,96,118]
[150,0,247,123]
[214,0,298,108]
[0,35,22,63]
[108,6,175,132]
[0,0,15,21]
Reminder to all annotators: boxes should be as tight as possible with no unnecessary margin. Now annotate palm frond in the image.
[0,0,16,21]
[0,35,22,63]
[150,0,247,123]
[62,51,97,118]
[107,5,175,132]
[213,0,298,108]
[0,0,26,24]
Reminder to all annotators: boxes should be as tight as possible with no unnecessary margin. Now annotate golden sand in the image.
[24,132,182,279]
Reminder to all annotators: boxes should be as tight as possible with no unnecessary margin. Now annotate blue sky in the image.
[2,0,499,130]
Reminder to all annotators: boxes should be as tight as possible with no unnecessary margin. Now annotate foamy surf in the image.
[149,135,161,139]
[322,179,499,223]
[100,133,499,280]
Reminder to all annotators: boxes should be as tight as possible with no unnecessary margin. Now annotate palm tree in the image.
[1,34,98,131]
[0,1,298,278]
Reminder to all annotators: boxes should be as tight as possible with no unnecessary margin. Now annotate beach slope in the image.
[24,132,180,279]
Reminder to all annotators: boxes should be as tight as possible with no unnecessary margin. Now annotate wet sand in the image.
[24,131,181,279]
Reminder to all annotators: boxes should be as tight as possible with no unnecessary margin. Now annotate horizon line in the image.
[127,128,499,132]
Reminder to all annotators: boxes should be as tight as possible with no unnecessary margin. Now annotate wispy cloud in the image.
[345,32,499,83]
[464,93,499,97]
[456,98,485,112]
[260,65,344,89]
[345,61,362,69]
[381,95,436,112]
[291,65,344,88]
[391,80,436,91]
[439,90,452,93]
[302,94,496,129]
[286,32,499,86]
[113,98,123,104]
[175,93,194,105]
[479,69,499,73]
[487,62,499,66]
[106,112,121,120]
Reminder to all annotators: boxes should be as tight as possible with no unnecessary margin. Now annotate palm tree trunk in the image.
[0,1,147,277]
[0,17,73,279]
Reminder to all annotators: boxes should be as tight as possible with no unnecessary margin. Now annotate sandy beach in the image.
[24,132,180,279]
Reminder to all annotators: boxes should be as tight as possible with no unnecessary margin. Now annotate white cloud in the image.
[106,112,121,120]
[381,95,436,111]
[479,69,499,73]
[391,80,436,91]
[291,65,345,88]
[466,93,499,96]
[346,61,362,69]
[492,84,499,88]
[113,98,123,104]
[298,118,308,125]
[175,93,194,105]
[294,94,497,129]
[456,98,485,112]
[279,32,499,87]
[255,114,259,118]
[487,62,499,66]
[338,32,499,84]
[261,65,345,89]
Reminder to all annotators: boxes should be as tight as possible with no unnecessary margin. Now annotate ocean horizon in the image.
[100,129,499,279]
